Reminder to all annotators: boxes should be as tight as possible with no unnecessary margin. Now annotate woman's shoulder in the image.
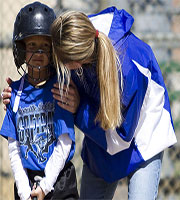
[125,32,153,66]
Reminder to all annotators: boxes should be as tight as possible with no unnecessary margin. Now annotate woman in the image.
[50,7,177,200]
[2,7,177,200]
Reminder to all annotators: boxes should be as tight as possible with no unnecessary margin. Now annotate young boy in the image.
[0,2,79,200]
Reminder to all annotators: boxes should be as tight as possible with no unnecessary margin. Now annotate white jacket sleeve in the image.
[8,137,31,200]
[40,133,72,195]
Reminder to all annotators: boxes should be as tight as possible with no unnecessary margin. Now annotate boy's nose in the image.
[35,49,44,54]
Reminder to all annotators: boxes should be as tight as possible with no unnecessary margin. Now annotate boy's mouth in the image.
[32,59,44,65]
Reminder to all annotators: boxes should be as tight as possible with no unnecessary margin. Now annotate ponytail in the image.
[51,11,123,130]
[95,32,123,130]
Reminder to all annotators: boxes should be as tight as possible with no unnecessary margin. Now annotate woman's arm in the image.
[2,78,79,113]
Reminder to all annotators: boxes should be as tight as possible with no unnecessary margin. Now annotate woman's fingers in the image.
[53,93,78,113]
[6,77,13,86]
[52,80,80,114]
[1,77,13,110]
[53,82,59,89]
[52,82,77,103]
[1,86,12,110]
[57,101,76,113]
[52,92,62,101]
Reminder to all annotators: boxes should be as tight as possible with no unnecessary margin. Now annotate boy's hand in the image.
[1,77,13,110]
[31,186,45,200]
[51,80,80,114]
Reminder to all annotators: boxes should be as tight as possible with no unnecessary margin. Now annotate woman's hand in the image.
[51,80,80,114]
[1,77,13,110]
[31,185,45,200]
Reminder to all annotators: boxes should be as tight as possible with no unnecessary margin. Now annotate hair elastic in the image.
[95,30,99,38]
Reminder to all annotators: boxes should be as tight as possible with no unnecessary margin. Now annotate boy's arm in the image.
[39,133,72,196]
[8,137,31,200]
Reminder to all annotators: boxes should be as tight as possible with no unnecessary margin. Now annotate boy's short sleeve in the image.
[0,104,17,140]
[53,102,75,142]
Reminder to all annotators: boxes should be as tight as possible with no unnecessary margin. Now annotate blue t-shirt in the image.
[0,75,75,171]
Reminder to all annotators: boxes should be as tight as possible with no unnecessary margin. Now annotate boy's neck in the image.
[28,77,47,88]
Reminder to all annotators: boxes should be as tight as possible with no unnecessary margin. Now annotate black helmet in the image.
[13,1,56,68]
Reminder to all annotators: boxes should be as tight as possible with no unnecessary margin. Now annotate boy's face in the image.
[25,35,51,67]
[24,35,51,85]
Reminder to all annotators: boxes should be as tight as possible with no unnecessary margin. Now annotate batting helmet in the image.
[13,1,56,68]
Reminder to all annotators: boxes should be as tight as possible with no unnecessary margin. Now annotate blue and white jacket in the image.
[71,7,177,182]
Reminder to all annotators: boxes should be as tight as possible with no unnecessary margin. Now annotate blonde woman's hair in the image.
[51,11,123,130]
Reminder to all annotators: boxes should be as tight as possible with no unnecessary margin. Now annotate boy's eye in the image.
[26,42,51,52]
[26,42,37,51]
[42,43,51,52]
